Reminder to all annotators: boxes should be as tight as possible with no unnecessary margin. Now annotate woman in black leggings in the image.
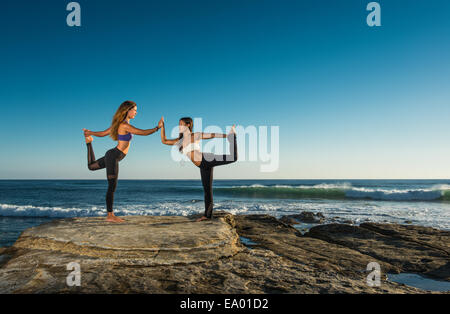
[160,117,238,221]
[83,101,162,223]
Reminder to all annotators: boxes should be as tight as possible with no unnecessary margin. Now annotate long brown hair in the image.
[178,117,193,152]
[110,101,136,141]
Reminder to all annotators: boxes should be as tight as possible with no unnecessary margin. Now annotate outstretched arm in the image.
[83,127,111,138]
[194,125,236,140]
[160,117,179,145]
[195,132,226,140]
[123,123,160,136]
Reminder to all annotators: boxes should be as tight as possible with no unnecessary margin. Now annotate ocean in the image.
[1,179,449,247]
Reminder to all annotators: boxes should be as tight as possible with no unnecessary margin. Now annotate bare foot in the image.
[106,213,125,223]
[85,136,93,144]
[196,216,209,222]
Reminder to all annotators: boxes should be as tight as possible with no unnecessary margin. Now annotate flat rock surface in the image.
[0,213,447,294]
[12,216,242,265]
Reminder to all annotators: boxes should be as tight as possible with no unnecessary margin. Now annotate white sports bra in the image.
[181,142,201,156]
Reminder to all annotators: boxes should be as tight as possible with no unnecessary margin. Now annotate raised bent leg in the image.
[201,133,238,168]
[87,143,106,171]
[225,133,238,163]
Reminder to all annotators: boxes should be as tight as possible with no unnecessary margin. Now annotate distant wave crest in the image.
[215,183,450,201]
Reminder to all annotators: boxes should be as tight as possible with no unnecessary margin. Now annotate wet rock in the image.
[280,211,325,224]
[306,223,450,281]
[279,216,299,225]
[360,223,450,256]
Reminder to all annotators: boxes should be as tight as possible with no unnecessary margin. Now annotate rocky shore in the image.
[0,212,448,293]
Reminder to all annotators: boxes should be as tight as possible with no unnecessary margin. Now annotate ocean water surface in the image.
[1,179,449,247]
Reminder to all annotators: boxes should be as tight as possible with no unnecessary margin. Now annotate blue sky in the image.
[1,0,449,179]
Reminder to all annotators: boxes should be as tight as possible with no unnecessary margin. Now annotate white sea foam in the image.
[0,203,203,218]
[1,199,449,230]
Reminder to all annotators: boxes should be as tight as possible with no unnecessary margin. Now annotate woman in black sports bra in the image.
[83,100,163,223]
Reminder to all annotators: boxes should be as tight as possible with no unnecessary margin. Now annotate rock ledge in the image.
[13,216,242,266]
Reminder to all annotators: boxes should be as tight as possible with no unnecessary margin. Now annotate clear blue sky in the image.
[1,0,449,179]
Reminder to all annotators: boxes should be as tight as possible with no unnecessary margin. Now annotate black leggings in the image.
[86,143,126,213]
[198,133,238,219]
